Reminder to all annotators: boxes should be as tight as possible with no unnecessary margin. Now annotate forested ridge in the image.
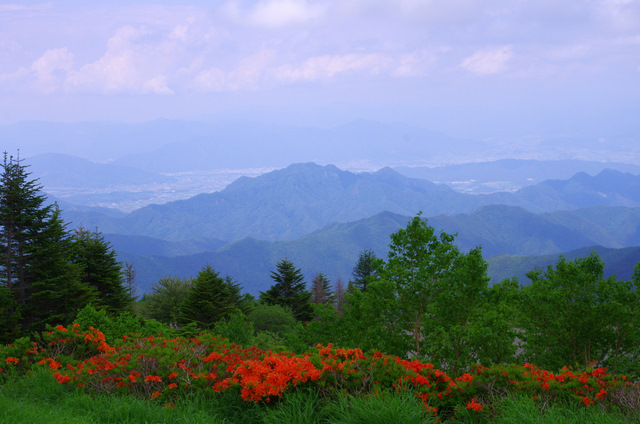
[2,153,640,422]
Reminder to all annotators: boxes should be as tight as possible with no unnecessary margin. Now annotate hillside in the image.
[487,245,640,285]
[62,163,640,243]
[113,206,640,295]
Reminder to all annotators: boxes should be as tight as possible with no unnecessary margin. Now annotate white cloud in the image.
[275,53,392,82]
[224,0,326,28]
[65,26,173,94]
[194,49,277,91]
[460,46,512,75]
[31,47,74,93]
[391,50,436,77]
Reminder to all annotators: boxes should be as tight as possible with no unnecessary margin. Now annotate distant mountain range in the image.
[19,157,639,296]
[28,153,174,189]
[108,205,640,295]
[394,159,640,194]
[62,163,640,242]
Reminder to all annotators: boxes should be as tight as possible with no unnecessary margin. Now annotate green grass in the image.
[0,370,637,424]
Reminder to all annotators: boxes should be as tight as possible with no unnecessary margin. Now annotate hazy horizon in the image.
[1,0,639,143]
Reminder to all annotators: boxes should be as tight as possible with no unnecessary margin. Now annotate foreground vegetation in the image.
[1,324,639,423]
[3,154,640,421]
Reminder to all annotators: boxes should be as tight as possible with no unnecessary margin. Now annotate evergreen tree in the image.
[0,285,20,343]
[179,265,247,329]
[351,249,379,292]
[260,259,313,322]
[310,273,335,305]
[123,262,136,298]
[0,153,92,333]
[70,228,132,313]
[334,276,346,314]
[28,208,95,332]
[0,152,50,304]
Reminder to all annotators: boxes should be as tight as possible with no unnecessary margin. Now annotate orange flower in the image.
[465,398,484,412]
[53,372,71,384]
[145,375,162,382]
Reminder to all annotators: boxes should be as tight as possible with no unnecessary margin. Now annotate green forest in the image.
[2,153,640,423]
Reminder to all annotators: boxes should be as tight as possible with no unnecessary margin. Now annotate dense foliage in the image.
[0,154,132,339]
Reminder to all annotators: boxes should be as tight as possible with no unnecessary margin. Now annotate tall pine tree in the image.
[70,228,132,313]
[351,249,379,292]
[0,153,94,333]
[310,273,334,305]
[260,259,313,322]
[179,265,247,329]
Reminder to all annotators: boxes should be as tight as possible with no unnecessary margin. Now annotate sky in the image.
[1,0,639,139]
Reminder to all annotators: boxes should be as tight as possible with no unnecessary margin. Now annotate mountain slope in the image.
[116,165,640,242]
[119,163,480,241]
[487,245,640,285]
[117,206,640,295]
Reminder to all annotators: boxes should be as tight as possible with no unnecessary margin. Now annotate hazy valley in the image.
[4,119,640,296]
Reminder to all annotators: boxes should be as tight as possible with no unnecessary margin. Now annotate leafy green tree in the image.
[351,249,379,292]
[247,303,298,338]
[141,276,193,326]
[379,213,460,358]
[519,253,640,372]
[179,265,248,329]
[213,311,255,346]
[423,246,495,372]
[70,228,132,314]
[260,259,313,322]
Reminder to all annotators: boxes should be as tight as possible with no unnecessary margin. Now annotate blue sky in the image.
[1,0,639,139]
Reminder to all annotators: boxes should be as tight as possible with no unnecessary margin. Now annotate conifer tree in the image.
[260,259,313,322]
[351,249,379,292]
[70,228,132,313]
[310,273,335,305]
[0,153,93,333]
[334,277,346,314]
[179,265,247,329]
[28,208,95,331]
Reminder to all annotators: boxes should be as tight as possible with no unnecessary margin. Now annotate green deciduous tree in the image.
[520,253,640,373]
[260,259,313,322]
[380,213,460,358]
[141,276,193,327]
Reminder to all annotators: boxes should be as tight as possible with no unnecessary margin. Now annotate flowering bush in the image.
[1,324,637,420]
